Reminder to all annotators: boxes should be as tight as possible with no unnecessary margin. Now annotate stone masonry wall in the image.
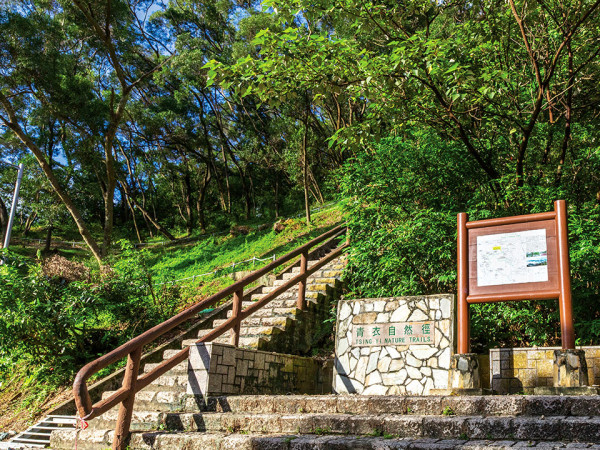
[334,295,454,395]
[490,346,600,394]
[188,343,332,396]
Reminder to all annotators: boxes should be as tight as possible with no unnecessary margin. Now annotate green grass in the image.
[145,204,343,295]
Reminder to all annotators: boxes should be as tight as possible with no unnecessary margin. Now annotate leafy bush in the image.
[342,132,600,350]
[0,245,182,384]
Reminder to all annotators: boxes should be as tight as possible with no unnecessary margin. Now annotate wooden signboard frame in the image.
[457,200,574,354]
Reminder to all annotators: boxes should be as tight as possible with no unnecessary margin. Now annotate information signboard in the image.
[456,200,573,354]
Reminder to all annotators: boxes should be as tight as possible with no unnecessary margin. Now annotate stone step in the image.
[100,390,190,412]
[251,292,296,302]
[204,315,297,330]
[280,268,342,281]
[144,360,188,374]
[65,412,600,442]
[270,273,335,288]
[141,374,189,392]
[50,429,600,450]
[263,283,299,292]
[321,269,344,278]
[281,272,296,280]
[95,394,600,418]
[312,277,341,285]
[250,293,321,303]
[241,316,293,328]
[228,306,299,319]
[163,349,185,360]
[182,336,262,349]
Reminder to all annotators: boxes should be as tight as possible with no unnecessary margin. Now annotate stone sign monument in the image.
[334,295,454,395]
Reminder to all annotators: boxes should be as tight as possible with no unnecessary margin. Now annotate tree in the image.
[0,0,170,262]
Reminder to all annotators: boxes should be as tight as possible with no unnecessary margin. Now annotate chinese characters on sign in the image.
[351,321,435,347]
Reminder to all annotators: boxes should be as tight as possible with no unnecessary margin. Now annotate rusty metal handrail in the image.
[73,224,347,449]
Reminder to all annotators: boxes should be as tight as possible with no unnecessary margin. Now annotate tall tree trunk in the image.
[23,211,38,236]
[274,177,280,218]
[302,106,311,225]
[221,146,231,213]
[196,168,211,233]
[101,92,129,258]
[119,180,176,240]
[555,41,573,186]
[125,195,142,244]
[224,146,251,220]
[181,167,194,236]
[44,225,53,252]
[309,167,325,204]
[0,92,103,263]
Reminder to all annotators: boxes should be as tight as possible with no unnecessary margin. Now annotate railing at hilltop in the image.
[73,224,348,450]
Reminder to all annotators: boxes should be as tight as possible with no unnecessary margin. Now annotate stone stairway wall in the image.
[186,343,333,397]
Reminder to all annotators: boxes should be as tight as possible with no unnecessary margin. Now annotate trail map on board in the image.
[476,229,548,287]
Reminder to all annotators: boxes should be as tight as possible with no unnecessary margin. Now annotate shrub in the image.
[0,244,182,384]
[342,132,600,350]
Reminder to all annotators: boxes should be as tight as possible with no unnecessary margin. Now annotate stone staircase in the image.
[47,245,600,449]
[188,255,346,353]
[49,253,346,449]
[51,394,600,449]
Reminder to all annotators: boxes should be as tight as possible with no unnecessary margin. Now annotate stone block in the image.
[553,349,589,387]
[536,359,553,378]
[450,353,481,389]
[383,415,424,437]
[519,369,537,387]
[422,416,467,439]
[523,395,572,416]
[512,417,563,441]
[405,396,443,415]
[561,417,600,441]
[512,351,527,369]
[482,395,525,416]
[465,416,513,440]
[441,396,485,416]
[570,396,600,416]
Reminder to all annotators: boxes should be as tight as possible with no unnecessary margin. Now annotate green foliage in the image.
[0,246,182,384]
[442,406,455,416]
[342,132,482,297]
[342,132,600,350]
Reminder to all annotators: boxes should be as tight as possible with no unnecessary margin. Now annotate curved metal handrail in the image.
[73,224,348,449]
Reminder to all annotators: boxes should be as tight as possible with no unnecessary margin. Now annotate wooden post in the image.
[297,251,308,310]
[112,347,142,450]
[230,288,244,346]
[457,212,470,354]
[555,200,575,350]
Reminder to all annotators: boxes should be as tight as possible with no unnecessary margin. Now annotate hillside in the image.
[0,204,343,434]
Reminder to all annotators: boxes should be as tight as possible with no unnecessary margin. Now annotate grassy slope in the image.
[0,204,343,435]
[146,205,343,300]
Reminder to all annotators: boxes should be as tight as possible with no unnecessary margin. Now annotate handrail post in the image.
[297,250,308,310]
[112,346,142,450]
[230,288,244,346]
